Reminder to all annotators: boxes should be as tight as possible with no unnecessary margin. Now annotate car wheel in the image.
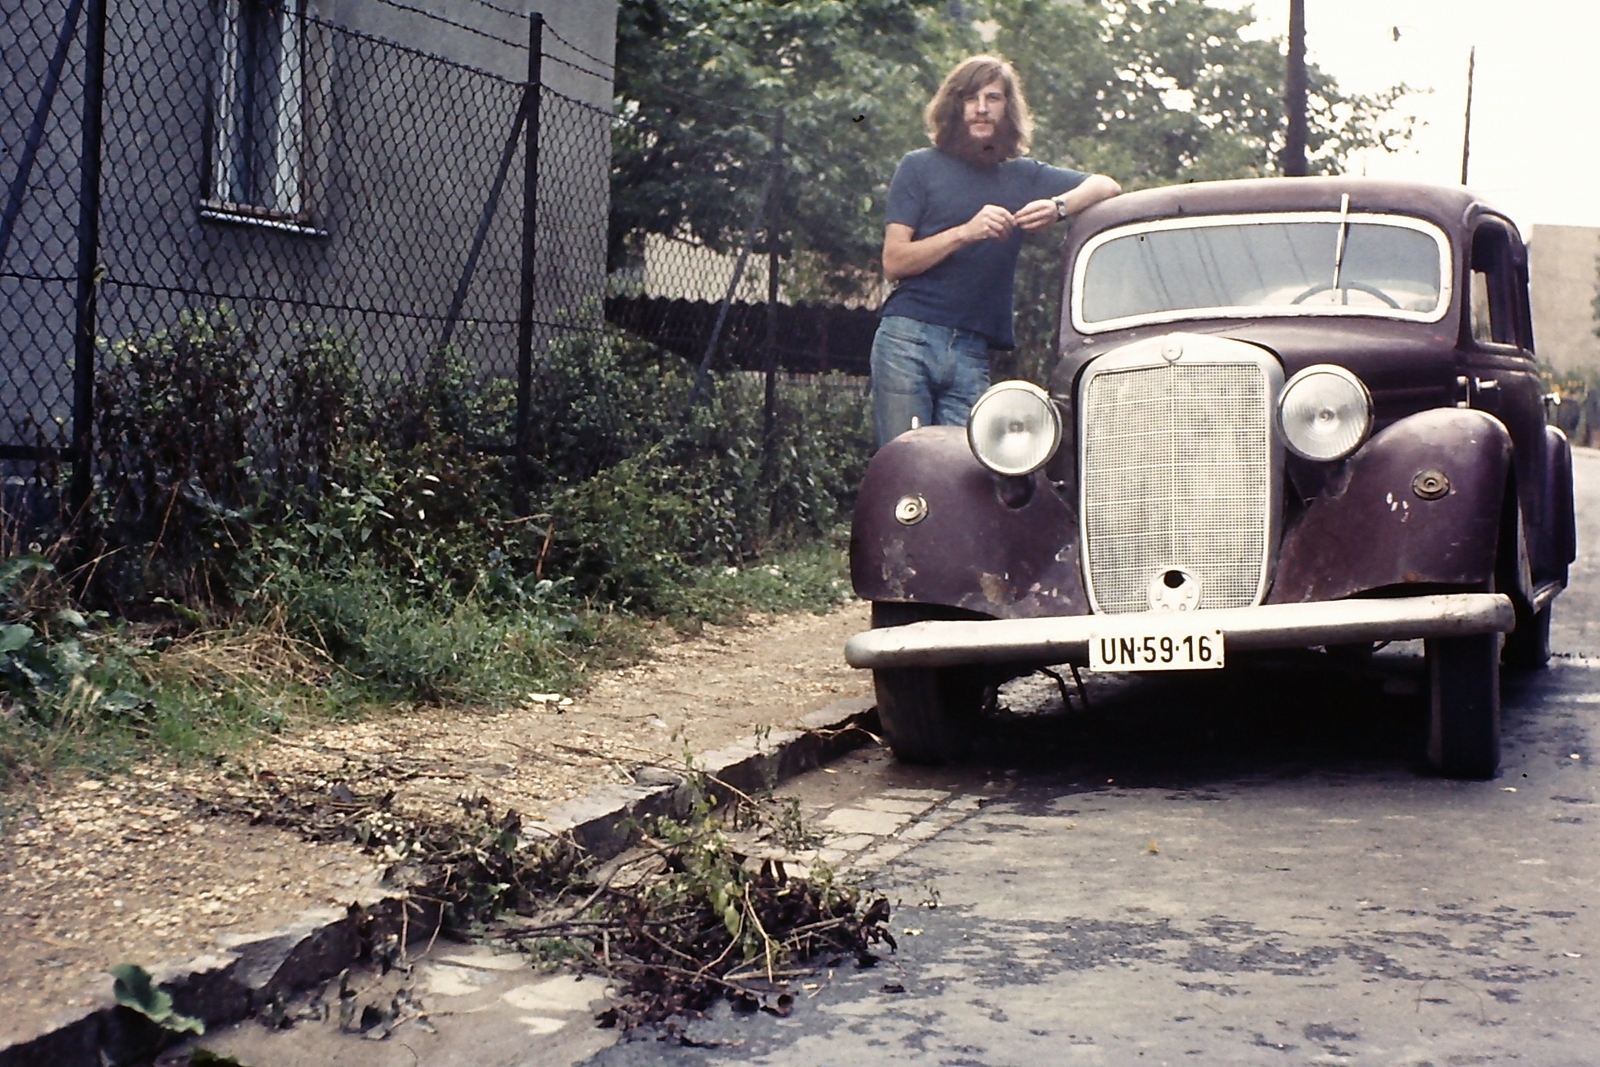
[869,602,989,765]
[1502,604,1552,670]
[1424,632,1501,779]
[872,666,985,765]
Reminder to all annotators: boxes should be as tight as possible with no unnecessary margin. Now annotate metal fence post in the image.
[514,11,544,510]
[0,0,84,269]
[759,109,785,480]
[687,161,778,410]
[436,99,530,355]
[68,0,107,522]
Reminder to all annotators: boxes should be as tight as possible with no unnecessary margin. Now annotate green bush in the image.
[3,312,871,782]
[88,308,258,610]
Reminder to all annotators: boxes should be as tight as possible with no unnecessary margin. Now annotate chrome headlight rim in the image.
[967,380,1063,477]
[1276,363,1373,462]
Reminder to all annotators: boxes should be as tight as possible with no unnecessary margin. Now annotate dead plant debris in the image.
[497,776,895,1029]
[192,762,894,1031]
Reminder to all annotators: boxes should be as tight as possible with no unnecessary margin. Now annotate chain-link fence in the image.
[603,100,882,388]
[3,0,878,554]
[2,0,610,515]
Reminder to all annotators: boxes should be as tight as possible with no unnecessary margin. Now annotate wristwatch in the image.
[1052,195,1070,221]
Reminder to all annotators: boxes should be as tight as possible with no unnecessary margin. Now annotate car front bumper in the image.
[844,593,1515,670]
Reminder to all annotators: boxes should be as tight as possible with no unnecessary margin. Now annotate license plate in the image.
[1089,626,1225,671]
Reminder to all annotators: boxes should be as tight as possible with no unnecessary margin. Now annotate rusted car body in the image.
[846,177,1576,779]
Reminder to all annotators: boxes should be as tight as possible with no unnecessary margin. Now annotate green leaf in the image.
[0,624,34,654]
[191,1050,248,1066]
[108,963,206,1035]
[0,555,53,594]
[151,597,206,624]
[54,608,88,629]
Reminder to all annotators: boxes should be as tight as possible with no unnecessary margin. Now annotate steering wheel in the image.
[1290,281,1402,308]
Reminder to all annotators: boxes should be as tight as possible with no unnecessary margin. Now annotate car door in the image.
[1459,216,1549,553]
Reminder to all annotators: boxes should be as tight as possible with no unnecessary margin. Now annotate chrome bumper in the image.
[845,593,1515,670]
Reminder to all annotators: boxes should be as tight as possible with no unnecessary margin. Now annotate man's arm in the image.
[881,204,1016,283]
[1013,173,1122,233]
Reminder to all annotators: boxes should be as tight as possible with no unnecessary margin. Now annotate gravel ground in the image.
[0,602,871,1046]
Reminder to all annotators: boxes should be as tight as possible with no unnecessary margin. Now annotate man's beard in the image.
[947,122,1005,166]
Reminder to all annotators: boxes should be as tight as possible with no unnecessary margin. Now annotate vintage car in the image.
[845,177,1576,779]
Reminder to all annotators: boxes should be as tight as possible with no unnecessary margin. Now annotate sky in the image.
[1218,0,1600,235]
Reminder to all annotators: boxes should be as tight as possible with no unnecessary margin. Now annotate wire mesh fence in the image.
[3,0,874,551]
[1,0,92,464]
[602,100,883,382]
[2,0,611,509]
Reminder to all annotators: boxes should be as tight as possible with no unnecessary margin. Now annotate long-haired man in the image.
[871,55,1121,448]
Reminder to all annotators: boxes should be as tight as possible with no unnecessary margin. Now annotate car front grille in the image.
[1080,359,1275,614]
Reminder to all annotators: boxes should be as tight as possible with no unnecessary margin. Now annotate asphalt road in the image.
[583,448,1600,1065]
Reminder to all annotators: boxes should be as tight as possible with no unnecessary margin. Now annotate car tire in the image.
[1424,632,1501,779]
[873,666,985,765]
[1502,604,1552,670]
[869,602,988,765]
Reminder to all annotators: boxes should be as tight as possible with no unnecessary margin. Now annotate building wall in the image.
[1,0,616,454]
[1528,224,1600,375]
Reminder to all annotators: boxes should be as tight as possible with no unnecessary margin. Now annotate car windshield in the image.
[1075,213,1449,330]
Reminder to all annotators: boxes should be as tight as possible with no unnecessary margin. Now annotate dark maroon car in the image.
[846,177,1576,779]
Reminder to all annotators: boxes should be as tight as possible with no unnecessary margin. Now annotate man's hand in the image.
[883,204,1016,282]
[1017,175,1125,233]
[1014,198,1059,233]
[881,176,1121,281]
[961,203,1016,242]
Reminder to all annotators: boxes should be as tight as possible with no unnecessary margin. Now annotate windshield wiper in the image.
[1331,192,1351,304]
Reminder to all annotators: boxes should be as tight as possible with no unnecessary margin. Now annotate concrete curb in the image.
[0,697,879,1067]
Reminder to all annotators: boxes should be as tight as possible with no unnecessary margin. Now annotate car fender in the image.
[1268,407,1513,604]
[849,426,1087,618]
[1538,424,1576,582]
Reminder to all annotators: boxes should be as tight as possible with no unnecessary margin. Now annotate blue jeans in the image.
[870,315,991,450]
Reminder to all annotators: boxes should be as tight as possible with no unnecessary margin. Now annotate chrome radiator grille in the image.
[1080,360,1274,614]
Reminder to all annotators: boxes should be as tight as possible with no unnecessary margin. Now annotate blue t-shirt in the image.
[880,148,1087,348]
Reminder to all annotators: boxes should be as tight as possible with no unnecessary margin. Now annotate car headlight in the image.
[967,380,1062,476]
[1276,364,1372,461]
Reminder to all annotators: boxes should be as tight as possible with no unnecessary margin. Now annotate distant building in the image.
[1528,224,1600,374]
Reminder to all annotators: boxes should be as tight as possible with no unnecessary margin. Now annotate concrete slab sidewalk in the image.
[0,698,877,1067]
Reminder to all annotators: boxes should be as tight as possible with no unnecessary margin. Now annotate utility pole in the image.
[1283,0,1307,176]
[1460,46,1476,185]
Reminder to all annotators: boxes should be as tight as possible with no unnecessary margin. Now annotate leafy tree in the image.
[985,0,1410,377]
[611,0,1410,360]
[987,0,1406,188]
[610,0,973,300]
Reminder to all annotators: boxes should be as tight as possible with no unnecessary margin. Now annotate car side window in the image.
[1468,223,1529,349]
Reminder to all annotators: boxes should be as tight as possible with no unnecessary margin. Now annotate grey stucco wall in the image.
[1528,224,1600,376]
[2,0,616,457]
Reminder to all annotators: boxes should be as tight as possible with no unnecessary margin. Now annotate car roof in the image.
[1077,177,1514,242]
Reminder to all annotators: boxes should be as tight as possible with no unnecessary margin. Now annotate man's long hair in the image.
[923,54,1033,163]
